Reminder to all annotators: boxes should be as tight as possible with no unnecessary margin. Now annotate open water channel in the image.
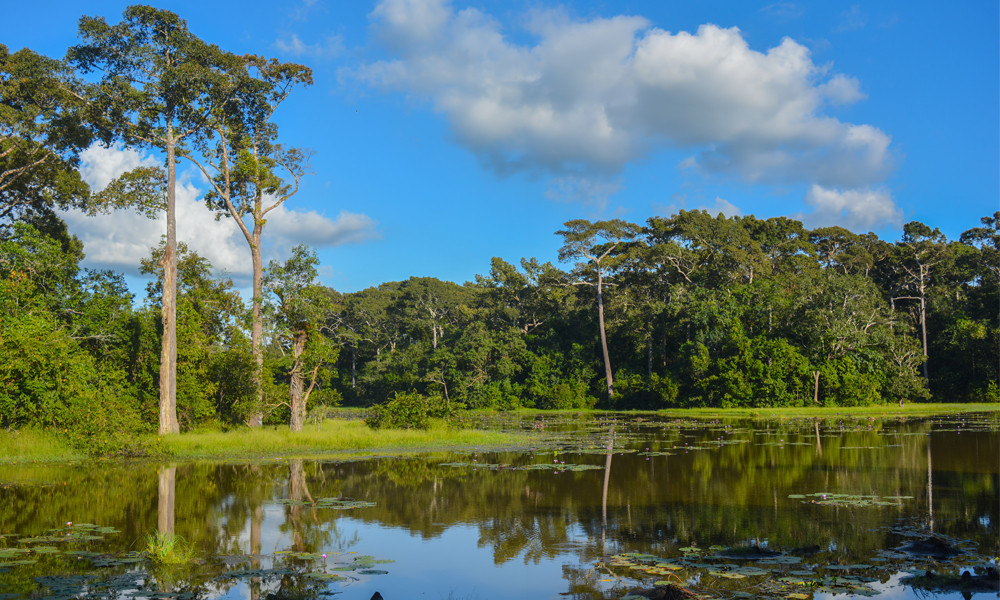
[0,412,997,600]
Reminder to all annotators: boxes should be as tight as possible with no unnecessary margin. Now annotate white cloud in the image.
[78,144,158,191]
[265,204,380,251]
[274,33,344,59]
[700,197,742,218]
[350,1,894,194]
[797,184,902,232]
[63,145,378,282]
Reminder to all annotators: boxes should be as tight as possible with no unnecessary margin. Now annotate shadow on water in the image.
[0,412,996,599]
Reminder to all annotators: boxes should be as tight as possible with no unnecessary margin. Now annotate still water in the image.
[0,412,997,599]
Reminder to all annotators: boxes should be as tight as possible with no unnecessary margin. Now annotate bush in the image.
[365,391,431,430]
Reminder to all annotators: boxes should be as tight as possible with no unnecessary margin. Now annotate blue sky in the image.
[3,0,997,293]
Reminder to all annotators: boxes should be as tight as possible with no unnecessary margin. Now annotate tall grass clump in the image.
[144,531,195,565]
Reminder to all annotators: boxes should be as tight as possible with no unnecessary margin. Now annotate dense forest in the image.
[1,8,997,453]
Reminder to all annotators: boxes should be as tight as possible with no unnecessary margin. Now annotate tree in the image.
[556,219,639,400]
[891,221,947,379]
[195,55,313,427]
[0,45,95,228]
[265,245,338,431]
[69,5,243,434]
[475,257,565,336]
[140,241,249,427]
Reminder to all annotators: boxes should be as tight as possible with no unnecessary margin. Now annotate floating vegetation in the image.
[787,493,910,507]
[439,461,604,471]
[605,551,882,598]
[273,496,376,509]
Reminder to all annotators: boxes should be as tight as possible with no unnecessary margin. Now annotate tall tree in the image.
[69,6,243,434]
[194,55,313,427]
[265,245,336,431]
[556,219,639,400]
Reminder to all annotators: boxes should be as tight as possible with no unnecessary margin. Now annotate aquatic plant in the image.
[143,531,195,565]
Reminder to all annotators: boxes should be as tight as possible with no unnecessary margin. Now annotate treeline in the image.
[2,208,997,450]
[326,213,998,410]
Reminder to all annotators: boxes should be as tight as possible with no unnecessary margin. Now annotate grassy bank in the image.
[159,418,530,461]
[0,428,85,463]
[1,403,994,464]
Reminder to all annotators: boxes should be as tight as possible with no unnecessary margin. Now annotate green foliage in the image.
[365,392,433,430]
[144,532,195,565]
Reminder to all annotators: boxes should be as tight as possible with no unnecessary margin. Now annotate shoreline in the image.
[2,403,995,465]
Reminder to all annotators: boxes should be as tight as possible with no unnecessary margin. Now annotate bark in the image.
[248,220,264,427]
[289,330,307,432]
[596,267,614,399]
[351,343,356,389]
[158,122,179,435]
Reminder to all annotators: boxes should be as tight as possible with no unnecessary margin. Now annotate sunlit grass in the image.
[144,531,195,565]
[158,418,531,460]
[0,428,83,463]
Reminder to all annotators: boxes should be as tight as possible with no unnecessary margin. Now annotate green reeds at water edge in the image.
[143,532,195,565]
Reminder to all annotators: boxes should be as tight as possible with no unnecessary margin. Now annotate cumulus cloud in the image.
[78,144,158,190]
[265,204,380,252]
[63,145,377,281]
[350,0,893,192]
[796,184,902,232]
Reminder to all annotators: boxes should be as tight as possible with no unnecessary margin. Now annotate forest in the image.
[1,7,997,455]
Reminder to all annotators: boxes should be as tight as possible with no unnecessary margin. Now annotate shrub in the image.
[365,391,431,430]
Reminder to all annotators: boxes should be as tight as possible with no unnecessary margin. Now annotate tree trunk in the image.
[596,268,614,399]
[919,292,929,379]
[289,329,307,432]
[248,227,264,427]
[351,343,356,389]
[159,123,179,435]
[646,337,653,379]
[813,371,820,404]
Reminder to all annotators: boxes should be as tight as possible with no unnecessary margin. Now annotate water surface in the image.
[0,412,996,599]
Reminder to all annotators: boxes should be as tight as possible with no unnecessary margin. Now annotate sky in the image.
[2,0,997,294]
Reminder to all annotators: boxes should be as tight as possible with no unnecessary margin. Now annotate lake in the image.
[0,412,997,599]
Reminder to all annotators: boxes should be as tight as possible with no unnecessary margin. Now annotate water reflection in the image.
[0,413,995,599]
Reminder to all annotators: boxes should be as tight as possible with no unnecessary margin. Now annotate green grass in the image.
[144,531,195,564]
[157,418,531,461]
[0,428,84,464]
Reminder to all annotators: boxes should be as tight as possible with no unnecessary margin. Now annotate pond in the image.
[0,412,997,600]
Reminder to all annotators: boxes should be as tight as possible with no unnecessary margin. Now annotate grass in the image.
[0,428,84,464]
[156,418,531,461]
[144,531,195,565]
